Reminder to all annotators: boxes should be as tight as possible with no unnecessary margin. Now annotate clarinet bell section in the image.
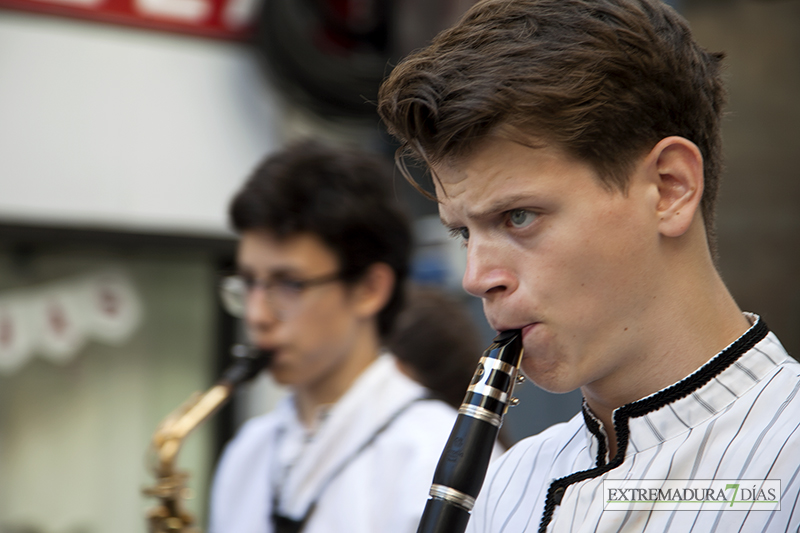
[416,329,524,533]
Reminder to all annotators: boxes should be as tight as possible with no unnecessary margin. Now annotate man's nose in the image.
[461,238,517,298]
[244,286,279,327]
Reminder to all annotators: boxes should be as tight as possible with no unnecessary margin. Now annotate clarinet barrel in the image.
[417,329,524,533]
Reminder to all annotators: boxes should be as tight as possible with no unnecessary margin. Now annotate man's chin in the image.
[520,362,581,395]
[267,361,295,385]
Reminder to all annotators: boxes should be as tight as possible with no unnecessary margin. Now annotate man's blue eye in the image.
[508,209,536,228]
[449,227,470,242]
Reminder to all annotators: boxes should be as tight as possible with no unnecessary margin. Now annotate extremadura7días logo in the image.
[603,479,781,511]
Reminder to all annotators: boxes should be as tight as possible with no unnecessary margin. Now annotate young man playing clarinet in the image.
[378,0,800,531]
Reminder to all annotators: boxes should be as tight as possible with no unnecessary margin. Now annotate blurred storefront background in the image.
[0,0,797,531]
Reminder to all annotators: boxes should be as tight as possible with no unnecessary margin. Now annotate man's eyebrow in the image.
[236,266,298,278]
[453,193,538,225]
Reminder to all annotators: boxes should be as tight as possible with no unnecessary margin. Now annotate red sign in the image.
[0,0,258,40]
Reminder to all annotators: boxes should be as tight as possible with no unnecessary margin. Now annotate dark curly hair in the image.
[229,139,412,338]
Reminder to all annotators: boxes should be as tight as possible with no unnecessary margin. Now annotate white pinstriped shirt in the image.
[467,314,800,533]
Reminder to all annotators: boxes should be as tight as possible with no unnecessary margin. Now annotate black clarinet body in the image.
[417,329,524,533]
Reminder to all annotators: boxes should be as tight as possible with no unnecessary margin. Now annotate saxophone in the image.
[143,345,273,533]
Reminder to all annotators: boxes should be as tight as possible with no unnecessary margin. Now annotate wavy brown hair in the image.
[378,0,727,252]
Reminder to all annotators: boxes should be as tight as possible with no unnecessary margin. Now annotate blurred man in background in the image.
[389,284,514,448]
[378,0,800,531]
[210,139,458,533]
[389,284,484,410]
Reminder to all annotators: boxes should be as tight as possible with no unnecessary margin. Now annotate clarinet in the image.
[416,329,524,533]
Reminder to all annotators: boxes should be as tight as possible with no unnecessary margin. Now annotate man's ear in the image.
[352,262,396,318]
[648,136,705,238]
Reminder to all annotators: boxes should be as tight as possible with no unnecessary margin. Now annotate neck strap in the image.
[271,395,430,532]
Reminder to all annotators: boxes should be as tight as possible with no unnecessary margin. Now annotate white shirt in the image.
[209,354,460,533]
[468,314,800,533]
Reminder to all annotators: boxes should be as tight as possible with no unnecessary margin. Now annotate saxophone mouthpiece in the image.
[222,344,274,386]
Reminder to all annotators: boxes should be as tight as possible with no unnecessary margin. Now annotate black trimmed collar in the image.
[537,316,770,533]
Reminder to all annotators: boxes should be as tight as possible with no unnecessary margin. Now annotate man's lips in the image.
[250,341,280,357]
[492,322,539,336]
[521,323,539,337]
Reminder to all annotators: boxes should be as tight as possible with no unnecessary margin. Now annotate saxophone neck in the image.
[143,345,273,533]
[151,383,233,473]
[149,345,273,473]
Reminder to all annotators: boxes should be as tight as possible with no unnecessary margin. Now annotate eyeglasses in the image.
[219,272,342,320]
